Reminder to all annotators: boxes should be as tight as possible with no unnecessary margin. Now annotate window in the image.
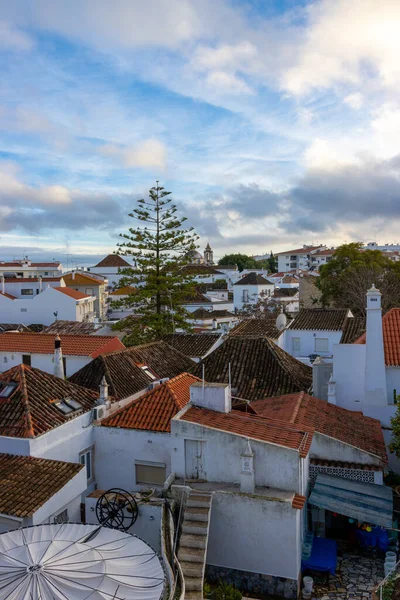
[0,383,16,398]
[140,365,157,381]
[53,508,68,524]
[21,289,33,295]
[292,338,301,352]
[22,354,31,366]
[44,272,49,276]
[315,338,329,353]
[135,461,166,486]
[54,401,74,415]
[62,356,67,376]
[242,290,249,302]
[85,288,94,295]
[20,308,27,313]
[80,447,94,482]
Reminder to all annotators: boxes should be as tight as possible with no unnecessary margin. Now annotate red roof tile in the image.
[93,254,131,268]
[54,287,92,300]
[102,373,201,432]
[275,246,323,256]
[292,494,306,509]
[180,406,313,457]
[0,364,100,437]
[110,286,137,296]
[0,454,84,517]
[63,272,104,286]
[355,308,400,366]
[250,392,387,462]
[0,332,125,357]
[0,291,16,300]
[0,277,62,283]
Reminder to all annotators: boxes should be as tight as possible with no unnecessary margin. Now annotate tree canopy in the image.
[218,253,258,272]
[315,242,400,315]
[112,183,199,345]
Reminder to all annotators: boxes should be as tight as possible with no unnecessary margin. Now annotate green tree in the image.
[112,183,199,345]
[390,398,400,458]
[218,253,258,272]
[316,242,400,315]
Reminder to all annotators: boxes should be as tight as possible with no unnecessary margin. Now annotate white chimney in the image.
[212,318,217,330]
[98,376,109,405]
[38,276,43,293]
[54,335,65,379]
[72,271,75,280]
[190,382,231,413]
[240,439,255,494]
[364,284,386,406]
[327,374,336,405]
[1,276,4,294]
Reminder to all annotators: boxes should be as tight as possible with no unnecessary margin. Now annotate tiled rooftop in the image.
[180,406,313,457]
[340,316,366,344]
[192,337,312,401]
[234,272,271,285]
[102,373,200,432]
[0,332,124,357]
[54,287,92,300]
[0,261,60,267]
[0,364,99,437]
[288,308,350,331]
[275,246,322,256]
[110,286,137,295]
[355,308,400,366]
[0,454,84,517]
[0,277,62,283]
[43,320,97,335]
[273,288,299,298]
[292,494,307,509]
[181,265,224,275]
[229,319,281,339]
[250,391,387,462]
[70,341,195,399]
[190,308,235,319]
[63,272,104,286]
[162,333,221,358]
[93,254,132,268]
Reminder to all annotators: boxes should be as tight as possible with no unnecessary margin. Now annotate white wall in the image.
[284,329,342,363]
[386,367,400,404]
[33,469,87,524]
[207,492,300,580]
[233,283,274,311]
[171,419,301,492]
[88,266,126,287]
[184,300,233,314]
[3,279,61,298]
[0,351,90,376]
[310,432,383,466]
[94,426,174,491]
[0,436,30,455]
[0,286,85,325]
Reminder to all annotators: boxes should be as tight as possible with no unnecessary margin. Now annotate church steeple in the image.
[204,243,214,265]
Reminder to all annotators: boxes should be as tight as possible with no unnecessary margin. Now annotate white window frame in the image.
[135,460,166,486]
[79,446,94,483]
[242,290,249,302]
[292,337,301,352]
[21,289,34,295]
[315,337,329,353]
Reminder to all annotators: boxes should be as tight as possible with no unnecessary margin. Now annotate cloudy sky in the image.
[1,0,400,265]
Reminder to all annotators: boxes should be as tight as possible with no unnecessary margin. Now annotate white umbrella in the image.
[0,523,165,600]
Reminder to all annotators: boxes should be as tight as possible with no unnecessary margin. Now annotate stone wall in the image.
[205,565,298,599]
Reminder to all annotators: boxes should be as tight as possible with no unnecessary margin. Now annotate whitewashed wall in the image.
[310,432,383,466]
[233,283,274,311]
[283,329,342,363]
[0,351,90,376]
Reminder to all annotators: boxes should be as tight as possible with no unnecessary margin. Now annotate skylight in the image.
[54,401,74,415]
[64,397,83,410]
[0,383,17,398]
[140,365,157,381]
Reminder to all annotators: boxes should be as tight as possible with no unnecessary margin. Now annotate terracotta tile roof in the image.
[340,316,366,344]
[93,254,131,268]
[63,272,104,286]
[197,282,228,291]
[1,277,62,283]
[192,338,312,401]
[102,373,201,432]
[110,286,137,295]
[313,249,335,256]
[70,341,195,400]
[0,324,31,333]
[0,332,125,357]
[43,320,97,335]
[292,494,307,509]
[54,287,92,300]
[0,454,84,517]
[162,333,221,358]
[190,308,235,319]
[355,308,400,366]
[229,319,281,340]
[0,291,16,300]
[281,275,299,283]
[273,288,299,298]
[275,246,322,256]
[250,391,387,462]
[0,365,100,437]
[181,265,224,275]
[180,406,313,457]
[0,262,60,267]
[183,288,212,304]
[288,308,350,331]
[234,272,271,285]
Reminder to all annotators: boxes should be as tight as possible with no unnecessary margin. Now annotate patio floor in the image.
[309,547,384,600]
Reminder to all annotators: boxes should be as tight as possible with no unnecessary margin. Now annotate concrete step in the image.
[178,546,204,563]
[185,576,202,591]
[189,489,212,497]
[187,495,212,509]
[180,533,207,549]
[182,520,208,535]
[184,506,210,522]
[179,560,204,578]
[185,592,202,600]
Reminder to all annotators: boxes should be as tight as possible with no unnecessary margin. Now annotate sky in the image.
[1,0,400,265]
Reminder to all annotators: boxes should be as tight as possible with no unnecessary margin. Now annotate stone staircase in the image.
[177,490,213,600]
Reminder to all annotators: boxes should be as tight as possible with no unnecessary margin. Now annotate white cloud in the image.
[0,20,33,50]
[371,104,400,159]
[206,71,254,96]
[192,41,258,72]
[343,93,364,110]
[0,163,71,205]
[99,139,167,169]
[303,138,360,171]
[281,0,400,95]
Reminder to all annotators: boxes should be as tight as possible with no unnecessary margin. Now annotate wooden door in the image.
[185,440,206,480]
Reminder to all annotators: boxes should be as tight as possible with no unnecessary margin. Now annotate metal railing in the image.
[375,559,400,600]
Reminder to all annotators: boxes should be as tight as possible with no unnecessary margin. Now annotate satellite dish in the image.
[276,312,288,331]
[96,488,138,531]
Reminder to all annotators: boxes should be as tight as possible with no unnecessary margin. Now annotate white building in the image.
[1,276,62,298]
[0,332,124,377]
[0,258,62,278]
[276,246,326,273]
[107,285,137,320]
[283,308,354,364]
[88,254,135,288]
[233,272,274,312]
[62,271,108,320]
[309,248,335,270]
[0,285,97,326]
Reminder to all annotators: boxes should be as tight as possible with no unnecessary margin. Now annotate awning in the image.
[309,473,393,528]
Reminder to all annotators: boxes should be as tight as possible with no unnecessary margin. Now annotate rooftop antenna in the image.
[228,361,232,389]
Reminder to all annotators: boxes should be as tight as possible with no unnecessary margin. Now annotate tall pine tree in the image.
[112,183,199,345]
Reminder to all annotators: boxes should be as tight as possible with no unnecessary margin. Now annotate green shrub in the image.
[214,580,242,600]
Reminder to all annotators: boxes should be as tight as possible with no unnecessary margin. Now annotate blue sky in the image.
[1,0,400,265]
